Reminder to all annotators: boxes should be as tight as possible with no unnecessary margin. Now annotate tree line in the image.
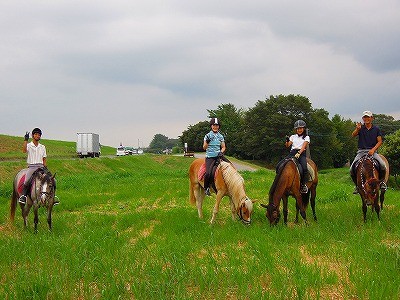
[177,94,400,171]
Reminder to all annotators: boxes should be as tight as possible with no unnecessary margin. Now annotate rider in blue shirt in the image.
[203,118,226,196]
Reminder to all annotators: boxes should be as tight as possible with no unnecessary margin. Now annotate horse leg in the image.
[210,192,223,224]
[22,204,31,228]
[295,192,307,224]
[47,207,53,230]
[374,201,381,220]
[362,200,367,222]
[380,190,385,211]
[282,196,288,225]
[34,207,39,232]
[310,186,317,221]
[194,184,204,219]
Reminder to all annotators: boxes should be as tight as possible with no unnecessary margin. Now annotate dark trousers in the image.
[204,157,218,189]
[290,150,308,184]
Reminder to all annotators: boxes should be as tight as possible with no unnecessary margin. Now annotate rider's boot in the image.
[379,169,388,191]
[18,184,29,205]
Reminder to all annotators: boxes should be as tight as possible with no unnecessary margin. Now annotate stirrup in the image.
[300,184,308,194]
[353,187,359,194]
[18,195,27,205]
[380,182,388,191]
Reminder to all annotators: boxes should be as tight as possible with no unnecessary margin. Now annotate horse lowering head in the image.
[261,202,280,225]
[237,197,254,225]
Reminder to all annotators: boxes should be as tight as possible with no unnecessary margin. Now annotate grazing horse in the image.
[189,158,254,224]
[355,154,389,222]
[261,158,318,225]
[10,168,57,231]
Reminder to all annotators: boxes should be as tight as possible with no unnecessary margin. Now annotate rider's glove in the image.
[285,136,290,143]
[24,132,29,141]
[205,134,211,144]
[294,152,301,159]
[218,151,224,158]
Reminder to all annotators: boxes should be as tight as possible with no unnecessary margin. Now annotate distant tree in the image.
[380,129,400,186]
[179,121,209,152]
[149,134,178,152]
[373,114,400,136]
[331,114,358,168]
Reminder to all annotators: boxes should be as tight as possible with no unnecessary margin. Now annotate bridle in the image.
[32,173,55,206]
[237,197,252,225]
[359,155,378,196]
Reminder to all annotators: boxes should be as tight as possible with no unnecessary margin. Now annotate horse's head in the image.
[237,197,255,225]
[261,202,280,225]
[34,171,56,206]
[363,177,380,205]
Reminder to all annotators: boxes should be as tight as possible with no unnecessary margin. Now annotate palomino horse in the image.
[189,158,254,224]
[10,168,57,231]
[355,154,389,222]
[261,158,318,225]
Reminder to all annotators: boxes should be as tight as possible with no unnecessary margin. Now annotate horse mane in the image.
[219,161,245,201]
[269,159,292,200]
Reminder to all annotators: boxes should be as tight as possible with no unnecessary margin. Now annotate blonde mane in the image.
[219,161,246,203]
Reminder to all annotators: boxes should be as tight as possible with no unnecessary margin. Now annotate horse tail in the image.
[10,181,18,222]
[189,180,196,205]
[189,160,199,205]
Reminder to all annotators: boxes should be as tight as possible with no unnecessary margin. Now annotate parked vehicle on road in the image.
[77,133,101,158]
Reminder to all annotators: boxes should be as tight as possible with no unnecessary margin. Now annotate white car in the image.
[116,146,126,156]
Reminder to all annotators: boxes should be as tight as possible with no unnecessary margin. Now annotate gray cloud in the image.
[1,0,399,147]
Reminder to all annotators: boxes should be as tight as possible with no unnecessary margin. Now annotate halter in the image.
[32,172,55,206]
[237,197,251,225]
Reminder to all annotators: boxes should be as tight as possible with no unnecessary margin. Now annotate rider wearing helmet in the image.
[285,120,310,193]
[203,117,226,196]
[18,128,59,205]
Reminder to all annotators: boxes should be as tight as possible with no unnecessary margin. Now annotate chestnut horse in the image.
[261,158,318,225]
[10,168,57,232]
[189,158,254,224]
[355,154,389,222]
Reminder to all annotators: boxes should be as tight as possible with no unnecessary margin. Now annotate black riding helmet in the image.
[32,128,42,136]
[210,118,221,127]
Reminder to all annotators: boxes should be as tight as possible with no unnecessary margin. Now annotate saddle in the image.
[351,155,381,177]
[198,161,220,192]
[276,157,315,182]
[17,167,50,195]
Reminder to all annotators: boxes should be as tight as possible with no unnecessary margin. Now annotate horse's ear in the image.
[252,199,257,203]
[52,173,56,179]
[260,203,268,208]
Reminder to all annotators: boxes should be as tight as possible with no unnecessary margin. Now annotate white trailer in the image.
[76,133,101,158]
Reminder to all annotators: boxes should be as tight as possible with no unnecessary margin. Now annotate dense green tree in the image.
[149,134,178,152]
[179,121,209,152]
[373,114,400,136]
[331,115,358,168]
[380,129,400,185]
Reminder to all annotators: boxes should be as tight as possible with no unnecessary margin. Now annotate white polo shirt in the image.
[290,134,310,150]
[26,142,47,165]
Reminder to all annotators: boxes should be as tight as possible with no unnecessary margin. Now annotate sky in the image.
[1,0,400,148]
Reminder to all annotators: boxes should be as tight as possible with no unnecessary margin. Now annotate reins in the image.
[359,155,378,195]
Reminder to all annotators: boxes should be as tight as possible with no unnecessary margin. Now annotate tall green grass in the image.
[1,152,400,299]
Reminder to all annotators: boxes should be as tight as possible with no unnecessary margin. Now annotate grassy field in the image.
[0,135,400,299]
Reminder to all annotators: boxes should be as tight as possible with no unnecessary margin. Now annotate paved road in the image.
[190,153,258,172]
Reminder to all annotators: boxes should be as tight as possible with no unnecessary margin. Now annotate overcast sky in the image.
[1,0,400,148]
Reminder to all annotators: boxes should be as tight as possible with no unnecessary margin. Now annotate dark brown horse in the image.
[261,158,318,225]
[10,168,57,232]
[189,158,255,224]
[355,154,389,222]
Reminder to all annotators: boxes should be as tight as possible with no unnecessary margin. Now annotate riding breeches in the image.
[204,157,218,189]
[290,150,308,184]
[23,164,44,185]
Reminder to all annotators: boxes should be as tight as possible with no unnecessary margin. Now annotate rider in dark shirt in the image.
[350,110,387,194]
